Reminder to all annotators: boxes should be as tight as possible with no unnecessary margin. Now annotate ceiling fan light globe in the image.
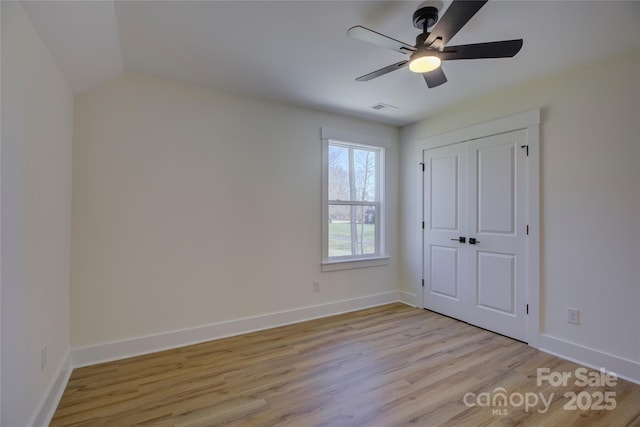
[409,55,441,73]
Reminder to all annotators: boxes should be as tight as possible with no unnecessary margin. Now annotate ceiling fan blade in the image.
[425,0,488,49]
[423,67,447,88]
[347,26,415,55]
[355,60,409,81]
[441,39,523,60]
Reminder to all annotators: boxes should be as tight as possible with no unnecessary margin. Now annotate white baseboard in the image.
[72,291,405,368]
[29,350,72,427]
[539,334,640,385]
[398,290,417,307]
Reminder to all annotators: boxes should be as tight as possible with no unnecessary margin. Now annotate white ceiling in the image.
[22,1,640,126]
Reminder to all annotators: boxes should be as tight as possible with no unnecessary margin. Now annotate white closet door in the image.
[423,142,469,322]
[423,129,528,342]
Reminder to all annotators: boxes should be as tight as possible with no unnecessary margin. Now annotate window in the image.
[322,130,388,270]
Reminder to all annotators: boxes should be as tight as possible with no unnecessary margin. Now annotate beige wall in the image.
[400,51,640,363]
[1,2,73,426]
[71,73,399,347]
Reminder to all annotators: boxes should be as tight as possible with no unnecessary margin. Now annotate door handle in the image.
[469,238,480,245]
[450,237,466,243]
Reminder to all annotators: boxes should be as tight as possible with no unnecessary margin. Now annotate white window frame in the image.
[321,127,390,271]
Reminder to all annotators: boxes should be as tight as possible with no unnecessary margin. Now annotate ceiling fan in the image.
[347,0,523,88]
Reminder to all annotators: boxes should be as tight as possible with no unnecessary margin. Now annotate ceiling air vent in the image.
[371,103,398,111]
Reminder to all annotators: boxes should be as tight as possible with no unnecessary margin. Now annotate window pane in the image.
[328,145,349,201]
[328,144,377,202]
[328,205,376,257]
[353,148,377,202]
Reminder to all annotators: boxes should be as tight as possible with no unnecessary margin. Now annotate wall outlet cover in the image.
[566,307,579,325]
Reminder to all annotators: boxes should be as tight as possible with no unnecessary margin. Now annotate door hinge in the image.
[421,279,425,288]
[526,225,529,235]
[521,145,529,156]
[422,221,425,229]
[420,162,425,172]
[526,304,529,315]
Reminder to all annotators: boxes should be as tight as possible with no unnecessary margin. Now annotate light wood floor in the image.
[52,304,640,426]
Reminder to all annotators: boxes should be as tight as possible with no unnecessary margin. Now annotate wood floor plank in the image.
[51,304,640,426]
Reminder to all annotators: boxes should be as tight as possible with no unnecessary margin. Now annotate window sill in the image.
[321,256,390,272]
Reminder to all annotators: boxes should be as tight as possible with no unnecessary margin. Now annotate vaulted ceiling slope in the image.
[22,1,640,125]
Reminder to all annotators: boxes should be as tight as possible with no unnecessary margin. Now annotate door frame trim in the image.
[416,109,540,348]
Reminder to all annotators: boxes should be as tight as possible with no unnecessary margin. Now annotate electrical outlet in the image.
[313,280,320,293]
[566,307,579,325]
[41,346,47,371]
